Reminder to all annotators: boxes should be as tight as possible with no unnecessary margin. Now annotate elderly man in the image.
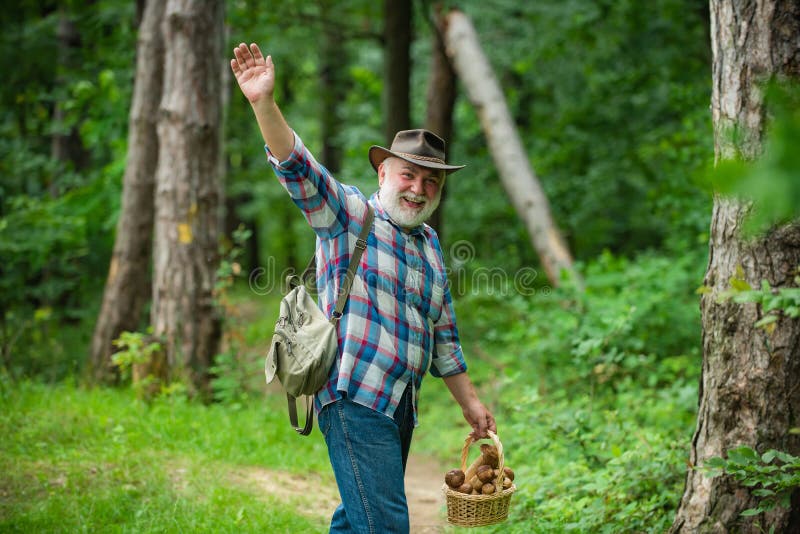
[231,42,496,534]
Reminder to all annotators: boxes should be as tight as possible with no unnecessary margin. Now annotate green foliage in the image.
[111,330,162,380]
[0,1,725,529]
[0,1,132,380]
[0,192,101,380]
[439,0,713,264]
[710,81,800,235]
[209,226,266,406]
[714,268,800,333]
[417,245,704,532]
[704,445,800,518]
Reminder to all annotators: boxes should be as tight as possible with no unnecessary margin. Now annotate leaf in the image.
[730,266,751,292]
[695,285,712,295]
[754,314,779,329]
[773,450,799,464]
[704,457,726,470]
[740,508,762,517]
[728,446,759,464]
[730,277,752,292]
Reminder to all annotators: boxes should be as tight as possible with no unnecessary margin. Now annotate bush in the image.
[417,245,705,532]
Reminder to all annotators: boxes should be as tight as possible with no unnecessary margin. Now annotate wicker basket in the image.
[442,430,516,527]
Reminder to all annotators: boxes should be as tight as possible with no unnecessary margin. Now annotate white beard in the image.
[380,180,441,229]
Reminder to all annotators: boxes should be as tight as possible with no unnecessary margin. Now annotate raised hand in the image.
[230,43,275,105]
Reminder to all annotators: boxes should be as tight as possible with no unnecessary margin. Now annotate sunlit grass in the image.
[0,380,332,533]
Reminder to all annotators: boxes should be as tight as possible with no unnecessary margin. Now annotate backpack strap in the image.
[331,206,374,322]
[288,394,314,436]
[285,205,375,436]
[295,205,375,320]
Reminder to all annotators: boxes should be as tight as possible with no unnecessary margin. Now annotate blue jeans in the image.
[318,386,414,534]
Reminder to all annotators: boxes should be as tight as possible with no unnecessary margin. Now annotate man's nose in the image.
[409,178,423,196]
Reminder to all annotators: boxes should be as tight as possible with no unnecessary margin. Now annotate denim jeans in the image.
[318,385,414,534]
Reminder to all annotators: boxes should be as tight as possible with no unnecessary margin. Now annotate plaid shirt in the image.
[266,133,467,425]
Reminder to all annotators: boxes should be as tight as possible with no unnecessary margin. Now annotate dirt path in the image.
[234,452,447,532]
[405,452,448,532]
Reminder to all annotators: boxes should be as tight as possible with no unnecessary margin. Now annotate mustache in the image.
[401,194,427,204]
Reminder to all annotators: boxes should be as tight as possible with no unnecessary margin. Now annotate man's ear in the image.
[377,161,386,186]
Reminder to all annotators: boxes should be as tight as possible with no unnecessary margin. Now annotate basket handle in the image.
[460,430,505,493]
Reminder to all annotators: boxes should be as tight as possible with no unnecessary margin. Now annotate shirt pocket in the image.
[427,271,447,324]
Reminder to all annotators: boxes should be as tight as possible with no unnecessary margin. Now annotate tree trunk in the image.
[89,0,164,383]
[319,0,347,174]
[383,0,412,145]
[424,6,457,240]
[151,0,224,399]
[51,8,89,184]
[442,9,578,287]
[670,1,800,532]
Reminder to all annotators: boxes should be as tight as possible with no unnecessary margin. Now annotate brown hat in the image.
[369,129,465,174]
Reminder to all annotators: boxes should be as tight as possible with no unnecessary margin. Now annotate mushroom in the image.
[445,469,465,489]
[479,444,500,468]
[503,466,515,482]
[476,466,495,483]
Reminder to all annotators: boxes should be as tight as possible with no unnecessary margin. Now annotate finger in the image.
[250,43,266,64]
[237,42,256,68]
[474,418,488,439]
[230,58,240,75]
[487,412,497,434]
[233,43,249,68]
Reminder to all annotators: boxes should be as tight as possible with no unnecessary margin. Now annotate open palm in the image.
[230,43,275,104]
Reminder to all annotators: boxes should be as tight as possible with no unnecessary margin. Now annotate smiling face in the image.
[378,157,444,229]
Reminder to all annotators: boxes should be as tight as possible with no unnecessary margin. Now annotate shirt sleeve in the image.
[265,132,349,238]
[428,279,468,378]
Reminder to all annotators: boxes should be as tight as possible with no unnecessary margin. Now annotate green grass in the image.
[0,380,333,533]
[1,247,706,533]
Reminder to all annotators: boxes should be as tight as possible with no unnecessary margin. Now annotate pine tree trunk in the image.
[151,0,224,398]
[442,9,578,287]
[383,0,412,145]
[425,7,457,239]
[670,1,800,532]
[89,0,164,383]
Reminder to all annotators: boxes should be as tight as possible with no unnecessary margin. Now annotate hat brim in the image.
[369,146,465,174]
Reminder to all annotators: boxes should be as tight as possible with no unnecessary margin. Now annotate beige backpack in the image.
[265,206,374,435]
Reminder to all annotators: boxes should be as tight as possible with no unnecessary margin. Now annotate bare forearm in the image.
[443,372,497,439]
[443,372,479,408]
[251,98,293,161]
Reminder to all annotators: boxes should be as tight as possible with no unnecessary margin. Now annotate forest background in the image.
[1,0,797,532]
